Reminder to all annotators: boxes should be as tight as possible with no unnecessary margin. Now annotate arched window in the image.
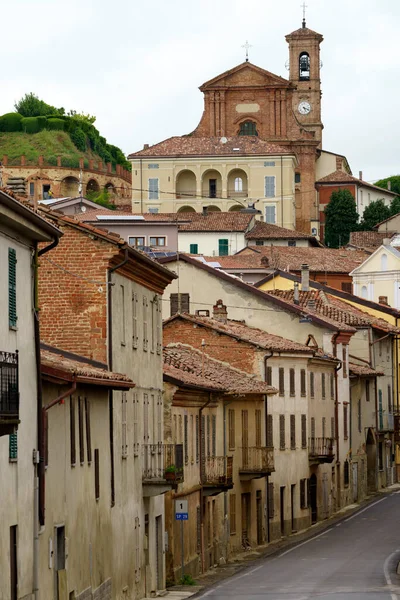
[361,285,368,299]
[234,177,243,192]
[299,52,310,80]
[239,120,258,136]
[381,254,388,271]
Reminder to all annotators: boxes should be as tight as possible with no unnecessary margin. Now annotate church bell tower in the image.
[285,15,323,145]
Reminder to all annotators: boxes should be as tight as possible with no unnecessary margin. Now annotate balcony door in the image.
[209,179,217,198]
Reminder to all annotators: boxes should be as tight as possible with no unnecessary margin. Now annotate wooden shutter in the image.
[85,398,92,463]
[301,414,307,448]
[70,396,76,466]
[8,248,17,328]
[322,416,326,439]
[341,282,352,293]
[228,409,235,450]
[196,506,201,551]
[279,368,285,396]
[289,369,295,396]
[190,244,198,254]
[78,397,85,464]
[184,415,188,464]
[212,415,216,457]
[344,404,348,439]
[267,414,273,447]
[143,393,149,443]
[43,411,49,467]
[279,415,285,450]
[388,384,392,414]
[143,296,148,351]
[268,482,274,518]
[132,292,138,348]
[170,293,190,315]
[218,239,229,256]
[156,297,162,354]
[9,432,17,461]
[300,479,306,509]
[366,380,370,402]
[300,369,306,397]
[201,415,206,475]
[229,494,236,534]
[331,416,335,439]
[310,372,315,398]
[122,392,128,458]
[181,293,190,313]
[133,392,139,456]
[242,410,249,449]
[330,373,335,399]
[255,409,262,447]
[94,449,100,500]
[196,415,199,463]
[157,392,162,443]
[290,414,296,449]
[322,373,326,399]
[266,366,272,386]
[342,346,348,378]
[311,416,315,439]
[134,517,141,582]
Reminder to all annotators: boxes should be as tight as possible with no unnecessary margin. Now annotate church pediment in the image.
[200,62,290,91]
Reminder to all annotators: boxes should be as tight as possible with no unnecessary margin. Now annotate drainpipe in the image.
[199,392,212,573]
[264,352,273,544]
[107,249,129,506]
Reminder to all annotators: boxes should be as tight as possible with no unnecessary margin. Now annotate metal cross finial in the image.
[301,1,308,27]
[242,40,252,62]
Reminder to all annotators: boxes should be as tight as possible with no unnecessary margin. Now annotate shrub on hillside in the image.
[47,118,65,131]
[37,116,47,131]
[21,117,40,134]
[62,157,81,169]
[0,112,23,132]
[70,127,86,152]
[47,155,58,166]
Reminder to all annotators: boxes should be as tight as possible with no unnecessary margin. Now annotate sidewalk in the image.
[157,484,400,600]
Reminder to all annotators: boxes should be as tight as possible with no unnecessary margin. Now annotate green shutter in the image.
[378,389,383,429]
[8,248,17,328]
[190,244,198,254]
[218,239,229,256]
[9,432,18,460]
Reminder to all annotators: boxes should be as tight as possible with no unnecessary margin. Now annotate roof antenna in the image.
[301,1,307,28]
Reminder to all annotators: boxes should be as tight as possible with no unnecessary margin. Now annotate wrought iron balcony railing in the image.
[308,437,334,458]
[203,456,233,487]
[142,443,184,483]
[0,351,19,417]
[240,446,274,473]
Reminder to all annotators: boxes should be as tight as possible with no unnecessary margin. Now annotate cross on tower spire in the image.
[241,40,252,62]
[301,1,308,28]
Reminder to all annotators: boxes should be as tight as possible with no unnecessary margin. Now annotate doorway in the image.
[209,179,217,198]
[10,526,17,600]
[55,526,66,600]
[291,484,296,532]
[366,428,377,493]
[280,486,285,536]
[309,474,317,524]
[256,490,263,544]
[241,493,251,548]
[155,515,163,591]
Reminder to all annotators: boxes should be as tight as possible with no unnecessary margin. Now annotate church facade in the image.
[129,20,340,234]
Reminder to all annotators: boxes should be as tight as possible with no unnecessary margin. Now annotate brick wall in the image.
[38,223,119,363]
[163,319,258,375]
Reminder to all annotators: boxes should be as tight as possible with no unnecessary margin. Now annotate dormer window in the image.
[299,52,310,80]
[239,121,258,136]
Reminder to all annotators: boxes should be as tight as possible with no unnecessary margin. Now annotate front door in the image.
[155,515,163,591]
[241,493,251,548]
[310,474,317,524]
[209,179,217,198]
[256,490,263,545]
[280,486,285,536]
[10,526,17,600]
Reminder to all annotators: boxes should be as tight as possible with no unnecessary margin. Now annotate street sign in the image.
[175,500,188,520]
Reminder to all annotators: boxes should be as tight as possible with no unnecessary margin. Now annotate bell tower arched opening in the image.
[299,52,310,80]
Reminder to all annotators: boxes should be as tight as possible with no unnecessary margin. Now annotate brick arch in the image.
[176,169,197,200]
[177,205,196,213]
[86,179,100,194]
[61,176,79,197]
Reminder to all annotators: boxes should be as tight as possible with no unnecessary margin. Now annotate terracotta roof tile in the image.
[349,231,396,250]
[245,221,317,241]
[164,313,314,354]
[198,255,267,269]
[316,170,398,196]
[128,136,293,159]
[163,344,276,395]
[349,362,384,377]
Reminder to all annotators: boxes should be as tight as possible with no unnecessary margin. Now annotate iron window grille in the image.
[0,351,19,415]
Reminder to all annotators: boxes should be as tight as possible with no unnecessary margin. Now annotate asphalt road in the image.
[197,492,400,600]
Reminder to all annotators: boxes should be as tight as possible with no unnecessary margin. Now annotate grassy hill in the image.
[0,130,111,169]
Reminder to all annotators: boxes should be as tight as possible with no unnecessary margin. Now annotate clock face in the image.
[298,101,311,115]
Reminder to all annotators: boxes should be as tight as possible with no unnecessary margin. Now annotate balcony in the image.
[308,437,335,464]
[0,351,19,437]
[378,412,394,432]
[175,190,197,200]
[142,443,184,497]
[239,446,275,480]
[227,190,248,199]
[202,456,233,496]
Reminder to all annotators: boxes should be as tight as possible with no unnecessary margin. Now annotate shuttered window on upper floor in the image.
[170,293,190,316]
[300,369,306,397]
[8,248,17,328]
[289,369,295,396]
[279,368,285,396]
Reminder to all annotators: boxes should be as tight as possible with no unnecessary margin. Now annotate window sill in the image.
[121,342,126,348]
[9,325,18,332]
[9,458,17,463]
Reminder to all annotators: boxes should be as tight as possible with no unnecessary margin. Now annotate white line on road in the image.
[344,497,387,522]
[383,548,400,600]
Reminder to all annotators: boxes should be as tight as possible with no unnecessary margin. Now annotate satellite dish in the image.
[81,205,87,213]
[220,137,228,144]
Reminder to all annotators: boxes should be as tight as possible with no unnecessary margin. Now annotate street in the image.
[197,493,400,600]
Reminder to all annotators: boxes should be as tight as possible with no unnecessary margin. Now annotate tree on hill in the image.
[324,189,359,248]
[374,175,400,196]
[360,199,391,230]
[389,195,400,216]
[15,92,64,117]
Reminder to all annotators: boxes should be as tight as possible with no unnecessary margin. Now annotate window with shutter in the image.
[133,392,139,456]
[330,373,334,400]
[143,393,149,443]
[196,506,201,551]
[300,369,306,396]
[279,368,285,396]
[179,414,182,443]
[212,415,216,457]
[170,293,190,316]
[8,248,17,328]
[266,366,272,386]
[301,414,307,448]
[289,369,295,396]
[218,239,229,256]
[268,482,274,518]
[196,415,199,463]
[157,392,162,444]
[255,409,262,447]
[85,398,92,463]
[366,380,370,402]
[190,244,199,254]
[344,404,348,439]
[265,176,276,198]
[44,411,48,466]
[358,398,361,433]
[310,372,315,398]
[78,396,85,463]
[228,409,235,450]
[207,414,210,457]
[242,410,249,449]
[279,415,285,450]
[190,414,194,463]
[344,460,349,486]
[121,392,128,458]
[322,416,326,439]
[184,414,188,464]
[388,384,392,414]
[143,296,148,351]
[120,285,126,346]
[341,282,352,294]
[201,415,205,476]
[70,396,76,466]
[151,298,156,353]
[9,432,17,461]
[134,516,141,581]
[300,478,307,509]
[310,417,315,439]
[229,494,236,535]
[290,415,296,449]
[148,178,159,200]
[331,416,335,439]
[94,449,100,499]
[378,389,383,430]
[322,373,326,399]
[156,297,162,354]
[265,204,276,224]
[267,414,273,447]
[132,292,138,349]
[342,346,348,378]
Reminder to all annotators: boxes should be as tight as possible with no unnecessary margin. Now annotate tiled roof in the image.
[266,289,400,334]
[164,313,314,354]
[236,246,368,273]
[373,211,400,229]
[316,170,398,196]
[128,136,293,159]
[163,344,276,395]
[41,348,135,387]
[286,25,323,39]
[349,362,384,377]
[349,231,395,251]
[72,208,131,221]
[245,221,320,243]
[195,254,269,269]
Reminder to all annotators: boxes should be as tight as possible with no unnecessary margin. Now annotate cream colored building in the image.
[0,190,60,600]
[351,243,400,308]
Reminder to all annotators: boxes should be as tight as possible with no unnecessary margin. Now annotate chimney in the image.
[379,295,389,306]
[301,264,310,292]
[261,256,269,267]
[213,299,228,323]
[359,170,363,181]
[294,282,300,304]
[143,143,149,150]
[388,181,392,191]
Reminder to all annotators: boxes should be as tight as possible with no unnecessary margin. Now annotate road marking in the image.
[383,548,400,600]
[344,497,387,522]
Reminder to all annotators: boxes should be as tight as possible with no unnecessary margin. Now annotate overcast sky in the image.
[1,0,399,182]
